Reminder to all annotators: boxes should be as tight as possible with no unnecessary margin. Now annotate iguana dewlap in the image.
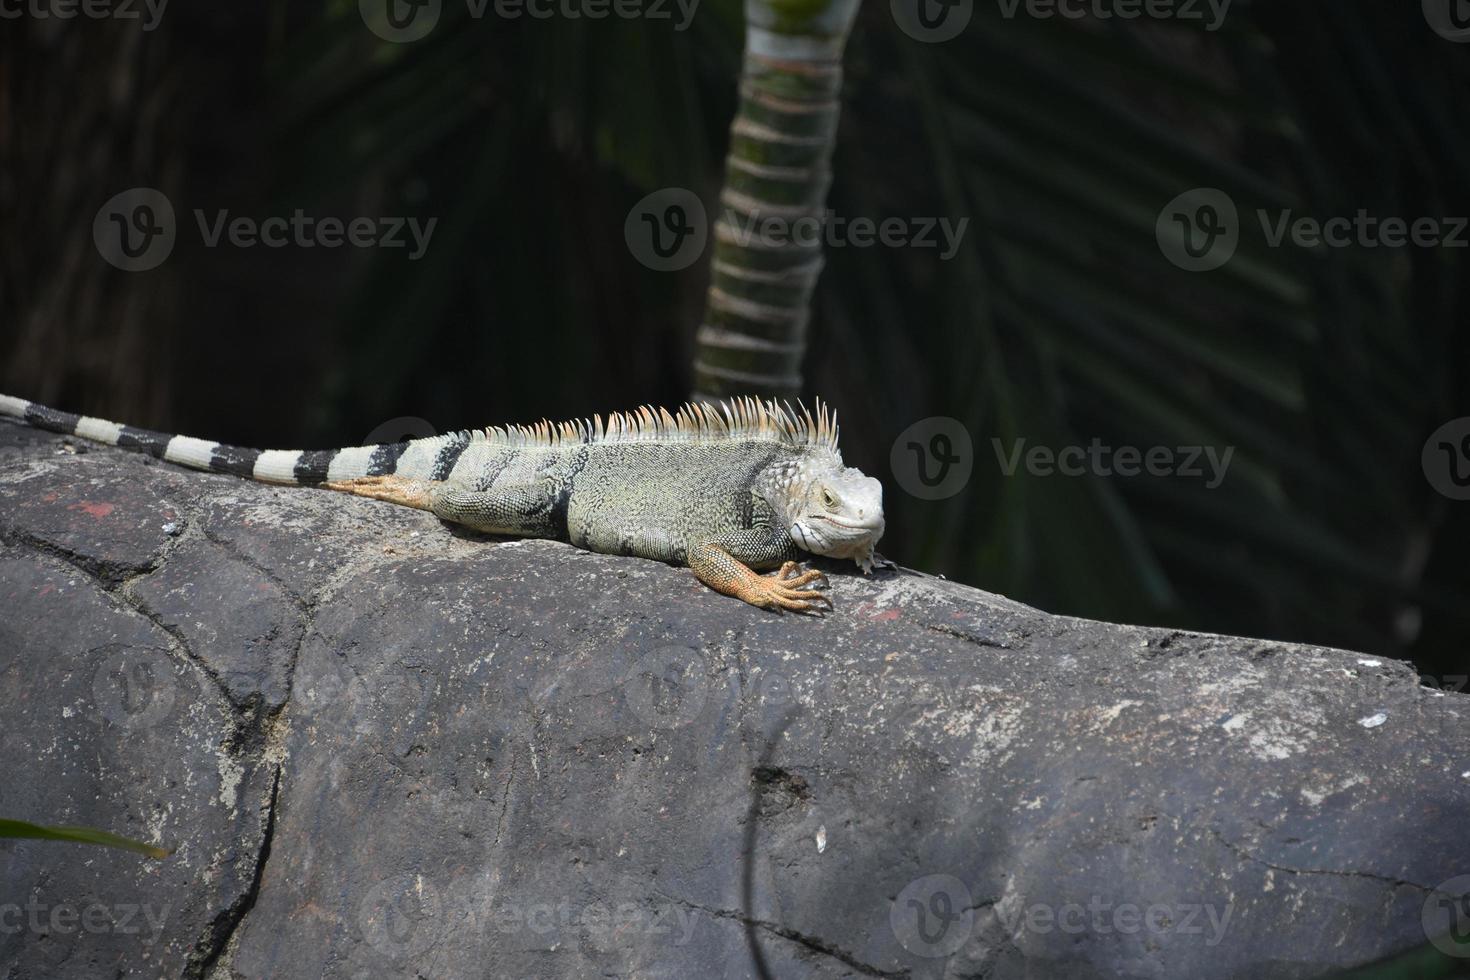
[0,394,885,611]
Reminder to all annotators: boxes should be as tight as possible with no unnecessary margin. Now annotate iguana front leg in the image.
[688,529,829,612]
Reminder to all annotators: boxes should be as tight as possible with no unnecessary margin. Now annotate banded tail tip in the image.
[0,394,28,420]
[0,393,466,488]
[0,393,290,483]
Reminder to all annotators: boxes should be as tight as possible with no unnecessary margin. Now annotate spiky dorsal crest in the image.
[467,397,839,452]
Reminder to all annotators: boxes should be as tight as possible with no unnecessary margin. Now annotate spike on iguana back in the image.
[467,397,839,453]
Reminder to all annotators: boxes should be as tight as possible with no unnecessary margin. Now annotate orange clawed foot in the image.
[742,561,831,613]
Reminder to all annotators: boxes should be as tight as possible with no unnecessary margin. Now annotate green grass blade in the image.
[0,819,172,860]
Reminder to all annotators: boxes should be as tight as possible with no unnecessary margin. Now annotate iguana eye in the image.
[821,488,838,510]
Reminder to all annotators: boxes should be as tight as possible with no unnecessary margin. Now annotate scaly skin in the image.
[0,395,886,611]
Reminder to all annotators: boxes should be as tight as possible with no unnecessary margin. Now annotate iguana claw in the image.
[749,561,831,612]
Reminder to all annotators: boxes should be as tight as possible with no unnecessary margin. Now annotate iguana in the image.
[0,394,885,611]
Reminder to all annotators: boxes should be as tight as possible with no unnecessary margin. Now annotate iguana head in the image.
[779,457,886,572]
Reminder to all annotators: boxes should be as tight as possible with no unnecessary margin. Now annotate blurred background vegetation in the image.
[2,0,1466,677]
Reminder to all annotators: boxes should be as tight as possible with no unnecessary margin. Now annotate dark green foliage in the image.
[1324,938,1470,979]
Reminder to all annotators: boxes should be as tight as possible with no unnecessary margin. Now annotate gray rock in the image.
[1,419,1467,980]
[128,538,303,712]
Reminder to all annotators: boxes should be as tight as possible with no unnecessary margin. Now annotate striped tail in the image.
[0,394,472,487]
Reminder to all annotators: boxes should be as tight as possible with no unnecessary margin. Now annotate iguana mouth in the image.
[812,514,881,532]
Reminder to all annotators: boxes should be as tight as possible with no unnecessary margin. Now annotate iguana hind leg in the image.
[324,475,436,510]
[428,482,561,537]
[328,477,561,539]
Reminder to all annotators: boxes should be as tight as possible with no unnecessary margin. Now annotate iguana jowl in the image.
[0,394,884,611]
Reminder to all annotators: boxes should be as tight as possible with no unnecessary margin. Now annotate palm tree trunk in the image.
[692,0,862,402]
